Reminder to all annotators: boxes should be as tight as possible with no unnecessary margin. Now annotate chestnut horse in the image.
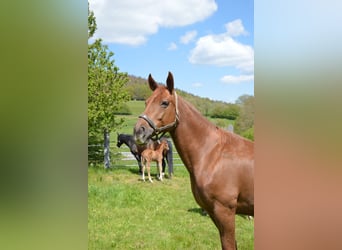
[134,72,254,250]
[141,140,169,183]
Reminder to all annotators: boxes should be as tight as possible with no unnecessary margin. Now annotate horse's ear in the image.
[166,71,174,94]
[148,74,158,91]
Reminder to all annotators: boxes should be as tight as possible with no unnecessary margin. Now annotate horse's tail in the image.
[166,140,173,177]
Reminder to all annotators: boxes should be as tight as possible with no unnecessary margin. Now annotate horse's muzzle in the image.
[133,120,154,145]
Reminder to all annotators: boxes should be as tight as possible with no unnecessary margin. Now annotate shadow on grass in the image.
[107,164,140,174]
[127,167,140,175]
[188,208,254,221]
[124,165,174,179]
[237,214,254,221]
[188,207,208,216]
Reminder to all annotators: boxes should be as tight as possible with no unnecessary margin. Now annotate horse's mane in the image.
[178,94,253,151]
[178,94,217,131]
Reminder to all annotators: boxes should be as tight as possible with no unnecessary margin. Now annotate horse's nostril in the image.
[140,126,145,132]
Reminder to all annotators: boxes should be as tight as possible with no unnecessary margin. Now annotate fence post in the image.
[104,130,111,169]
[227,124,234,133]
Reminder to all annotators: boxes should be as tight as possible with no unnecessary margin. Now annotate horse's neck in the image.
[124,135,134,147]
[123,135,138,153]
[156,145,165,154]
[170,97,218,173]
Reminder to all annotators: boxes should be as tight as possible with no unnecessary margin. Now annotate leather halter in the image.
[138,91,179,141]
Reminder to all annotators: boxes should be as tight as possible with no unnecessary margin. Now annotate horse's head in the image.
[134,72,179,145]
[116,133,123,148]
[161,140,169,152]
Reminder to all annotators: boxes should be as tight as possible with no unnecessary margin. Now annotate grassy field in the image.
[89,100,254,249]
[88,166,254,249]
[113,101,146,136]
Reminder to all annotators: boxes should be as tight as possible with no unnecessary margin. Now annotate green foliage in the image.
[125,75,152,100]
[241,126,254,141]
[88,6,130,164]
[235,95,255,140]
[114,103,132,115]
[88,39,129,133]
[210,118,234,129]
[209,102,240,120]
[88,3,96,39]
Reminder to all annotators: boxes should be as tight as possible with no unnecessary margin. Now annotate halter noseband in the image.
[138,91,179,141]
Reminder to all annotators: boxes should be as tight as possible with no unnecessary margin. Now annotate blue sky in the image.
[89,0,254,103]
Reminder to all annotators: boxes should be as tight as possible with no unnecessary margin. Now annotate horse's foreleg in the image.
[141,158,145,181]
[147,162,153,183]
[209,202,237,250]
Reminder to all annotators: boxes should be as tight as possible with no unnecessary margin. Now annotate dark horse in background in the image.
[116,134,173,178]
[133,72,254,250]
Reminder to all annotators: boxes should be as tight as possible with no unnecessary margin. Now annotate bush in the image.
[114,103,132,115]
[209,103,239,120]
[241,127,254,141]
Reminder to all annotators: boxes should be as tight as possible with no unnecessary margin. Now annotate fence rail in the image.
[88,141,184,167]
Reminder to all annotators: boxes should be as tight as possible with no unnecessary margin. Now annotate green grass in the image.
[126,100,146,115]
[88,166,254,249]
[113,101,145,136]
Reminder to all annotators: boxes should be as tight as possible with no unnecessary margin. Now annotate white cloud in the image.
[180,30,198,44]
[168,42,178,50]
[225,19,248,37]
[88,0,217,46]
[189,19,254,73]
[220,75,254,84]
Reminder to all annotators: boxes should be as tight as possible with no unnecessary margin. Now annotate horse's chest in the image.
[189,174,214,207]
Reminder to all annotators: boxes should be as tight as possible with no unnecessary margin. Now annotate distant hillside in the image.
[125,75,240,120]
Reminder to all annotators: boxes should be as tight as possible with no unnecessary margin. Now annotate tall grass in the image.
[88,166,254,249]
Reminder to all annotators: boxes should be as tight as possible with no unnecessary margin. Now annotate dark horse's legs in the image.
[166,140,173,178]
[133,153,142,174]
[160,140,173,179]
[162,159,166,174]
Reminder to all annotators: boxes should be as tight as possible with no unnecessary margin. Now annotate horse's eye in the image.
[161,100,169,108]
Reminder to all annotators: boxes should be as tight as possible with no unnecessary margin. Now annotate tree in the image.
[125,80,151,100]
[88,2,96,39]
[88,5,130,166]
[209,103,240,120]
[234,95,254,140]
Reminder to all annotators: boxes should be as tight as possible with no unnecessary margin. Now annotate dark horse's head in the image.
[134,72,179,145]
[116,133,124,148]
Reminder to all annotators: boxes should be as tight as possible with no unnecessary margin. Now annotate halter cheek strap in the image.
[138,91,179,141]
